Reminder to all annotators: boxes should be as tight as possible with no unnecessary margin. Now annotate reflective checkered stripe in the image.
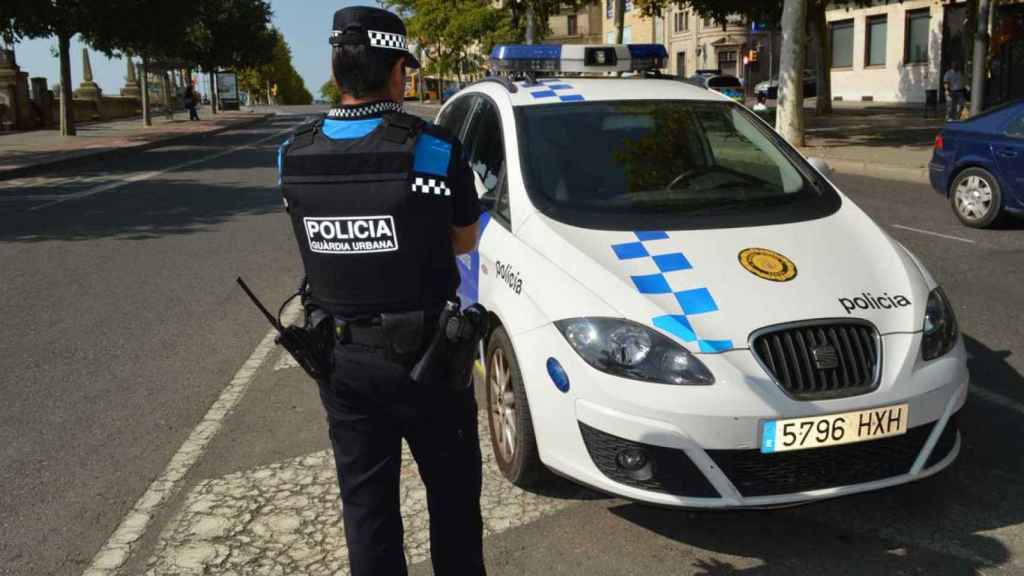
[611,231,733,353]
[525,80,586,102]
[368,30,408,51]
[326,101,403,119]
[412,177,451,196]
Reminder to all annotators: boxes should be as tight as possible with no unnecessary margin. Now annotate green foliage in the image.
[320,80,341,106]
[181,0,276,72]
[238,30,312,105]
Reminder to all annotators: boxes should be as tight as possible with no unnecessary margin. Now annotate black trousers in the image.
[317,342,486,576]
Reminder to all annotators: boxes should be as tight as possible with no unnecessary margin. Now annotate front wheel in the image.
[951,167,1002,228]
[485,326,547,488]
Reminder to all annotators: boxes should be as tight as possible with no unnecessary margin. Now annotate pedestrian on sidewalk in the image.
[278,6,485,576]
[184,85,200,121]
[944,61,965,121]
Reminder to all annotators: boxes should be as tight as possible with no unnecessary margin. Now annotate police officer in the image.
[278,7,484,576]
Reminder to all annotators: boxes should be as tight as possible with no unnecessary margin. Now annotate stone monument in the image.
[0,48,33,129]
[74,48,102,101]
[120,56,140,99]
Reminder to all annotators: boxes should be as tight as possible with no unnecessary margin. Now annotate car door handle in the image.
[998,149,1019,158]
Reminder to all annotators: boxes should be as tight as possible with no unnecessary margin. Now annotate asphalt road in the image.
[1,110,1022,576]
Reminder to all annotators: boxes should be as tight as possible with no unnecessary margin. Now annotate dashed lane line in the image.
[30,121,303,212]
[81,299,303,576]
[892,224,977,245]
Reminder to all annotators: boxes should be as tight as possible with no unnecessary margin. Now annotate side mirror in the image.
[807,157,834,178]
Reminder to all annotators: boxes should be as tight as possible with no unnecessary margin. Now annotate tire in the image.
[950,167,1002,228]
[485,326,547,487]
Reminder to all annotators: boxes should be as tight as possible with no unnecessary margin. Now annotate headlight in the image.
[922,287,958,360]
[554,317,714,385]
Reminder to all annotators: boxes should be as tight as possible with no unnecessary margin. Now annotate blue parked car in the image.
[929,99,1024,228]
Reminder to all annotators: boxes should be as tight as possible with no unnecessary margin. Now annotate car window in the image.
[1007,113,1024,138]
[709,76,742,89]
[516,100,839,230]
[462,97,509,222]
[437,95,475,139]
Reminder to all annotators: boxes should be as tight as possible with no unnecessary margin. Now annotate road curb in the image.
[0,113,275,182]
[801,152,930,185]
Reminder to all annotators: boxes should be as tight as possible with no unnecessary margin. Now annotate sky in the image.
[9,0,375,99]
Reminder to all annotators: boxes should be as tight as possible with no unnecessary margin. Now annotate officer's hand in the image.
[452,221,479,255]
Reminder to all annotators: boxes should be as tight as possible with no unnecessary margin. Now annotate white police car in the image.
[441,44,967,507]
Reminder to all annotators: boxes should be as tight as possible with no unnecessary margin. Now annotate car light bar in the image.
[490,43,668,74]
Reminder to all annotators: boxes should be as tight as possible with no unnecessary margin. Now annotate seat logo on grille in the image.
[811,345,840,370]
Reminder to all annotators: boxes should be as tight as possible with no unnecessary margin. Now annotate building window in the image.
[625,0,633,11]
[674,11,689,33]
[606,0,612,19]
[905,8,930,64]
[865,15,887,67]
[703,17,714,29]
[676,51,686,77]
[567,14,578,36]
[830,19,854,68]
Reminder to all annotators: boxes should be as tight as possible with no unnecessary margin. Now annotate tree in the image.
[237,30,312,106]
[2,0,112,135]
[85,0,199,126]
[320,79,341,106]
[776,0,806,145]
[181,0,276,113]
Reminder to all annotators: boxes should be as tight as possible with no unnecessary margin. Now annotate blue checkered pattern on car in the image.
[526,80,585,102]
[611,231,734,353]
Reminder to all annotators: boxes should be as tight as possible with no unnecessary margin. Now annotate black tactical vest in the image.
[281,113,456,317]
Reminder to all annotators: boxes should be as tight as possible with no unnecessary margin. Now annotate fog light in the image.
[616,448,648,471]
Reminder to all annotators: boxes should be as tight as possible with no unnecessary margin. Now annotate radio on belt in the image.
[489,43,668,74]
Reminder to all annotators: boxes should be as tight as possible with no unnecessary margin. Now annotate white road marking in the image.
[970,385,1024,416]
[30,124,297,212]
[891,225,976,245]
[81,299,303,576]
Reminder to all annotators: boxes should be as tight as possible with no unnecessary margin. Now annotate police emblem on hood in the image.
[738,247,797,282]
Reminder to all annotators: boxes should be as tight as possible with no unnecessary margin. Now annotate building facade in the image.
[663,7,779,87]
[548,4,604,44]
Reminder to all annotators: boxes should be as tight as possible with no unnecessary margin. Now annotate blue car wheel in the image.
[950,167,1002,228]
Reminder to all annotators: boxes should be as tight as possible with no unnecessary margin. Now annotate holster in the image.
[444,304,489,391]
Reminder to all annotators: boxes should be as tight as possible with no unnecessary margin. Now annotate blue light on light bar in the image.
[491,45,562,61]
[490,43,667,74]
[626,44,669,60]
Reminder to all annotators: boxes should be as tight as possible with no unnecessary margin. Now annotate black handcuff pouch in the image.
[380,310,426,366]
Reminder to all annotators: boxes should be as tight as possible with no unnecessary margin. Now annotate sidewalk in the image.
[0,106,273,180]
[796,101,945,184]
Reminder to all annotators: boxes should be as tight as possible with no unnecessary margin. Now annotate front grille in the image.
[578,422,719,498]
[708,422,934,497]
[752,321,880,399]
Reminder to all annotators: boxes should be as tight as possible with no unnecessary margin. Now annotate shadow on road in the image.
[602,332,1024,574]
[0,120,292,242]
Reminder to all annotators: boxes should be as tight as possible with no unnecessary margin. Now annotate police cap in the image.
[329,6,421,69]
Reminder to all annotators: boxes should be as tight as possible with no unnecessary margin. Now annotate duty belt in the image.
[334,316,387,348]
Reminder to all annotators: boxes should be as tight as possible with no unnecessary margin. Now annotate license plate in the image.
[760,404,909,454]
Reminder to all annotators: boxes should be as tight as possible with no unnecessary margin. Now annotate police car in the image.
[442,44,967,508]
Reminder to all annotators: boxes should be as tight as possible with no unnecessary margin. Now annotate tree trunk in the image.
[809,1,832,115]
[209,71,218,114]
[526,4,535,44]
[777,0,807,146]
[510,3,521,42]
[615,0,626,43]
[141,54,152,126]
[970,0,990,115]
[58,33,75,136]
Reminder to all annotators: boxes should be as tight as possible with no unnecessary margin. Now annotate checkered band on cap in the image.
[368,30,408,51]
[326,101,403,119]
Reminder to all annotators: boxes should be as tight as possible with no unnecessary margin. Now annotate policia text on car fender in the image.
[275,7,486,576]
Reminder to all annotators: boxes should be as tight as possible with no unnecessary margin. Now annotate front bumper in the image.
[513,324,969,508]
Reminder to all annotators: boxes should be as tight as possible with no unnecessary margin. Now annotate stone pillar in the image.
[31,77,53,127]
[74,48,102,101]
[0,49,32,129]
[121,56,140,99]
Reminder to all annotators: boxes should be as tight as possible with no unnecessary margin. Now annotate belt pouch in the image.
[380,310,426,365]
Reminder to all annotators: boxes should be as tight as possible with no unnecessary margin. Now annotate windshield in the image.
[709,77,742,89]
[516,100,840,229]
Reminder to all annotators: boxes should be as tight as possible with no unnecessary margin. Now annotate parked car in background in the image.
[685,73,744,103]
[755,73,817,100]
[929,99,1024,228]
